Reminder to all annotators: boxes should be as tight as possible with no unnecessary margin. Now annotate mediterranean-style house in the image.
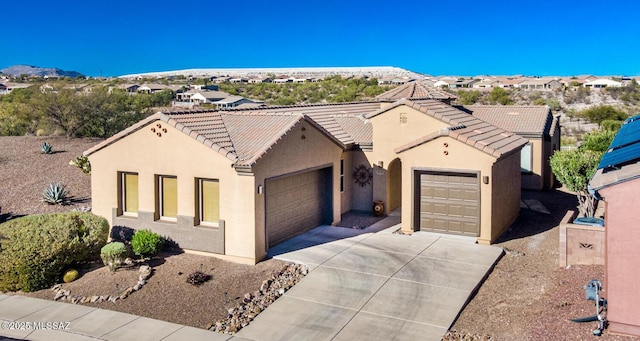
[589,115,640,337]
[86,97,531,264]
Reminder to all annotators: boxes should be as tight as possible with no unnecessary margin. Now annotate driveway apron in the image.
[238,220,503,341]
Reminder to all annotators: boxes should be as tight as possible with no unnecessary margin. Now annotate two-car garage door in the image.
[416,171,480,236]
[266,168,332,247]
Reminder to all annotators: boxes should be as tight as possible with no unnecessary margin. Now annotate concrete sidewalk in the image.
[239,219,503,341]
[0,215,502,341]
[0,294,249,341]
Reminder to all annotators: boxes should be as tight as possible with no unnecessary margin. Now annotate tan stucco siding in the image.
[252,121,343,261]
[88,119,257,263]
[489,150,521,243]
[522,137,543,190]
[397,136,497,242]
[339,150,375,213]
[369,106,449,166]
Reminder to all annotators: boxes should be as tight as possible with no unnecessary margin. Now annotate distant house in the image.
[248,77,272,84]
[272,77,292,84]
[121,84,140,93]
[449,79,479,89]
[137,84,173,94]
[211,95,260,109]
[375,81,456,105]
[516,78,562,91]
[193,84,219,91]
[175,90,230,106]
[584,79,622,89]
[0,84,7,95]
[589,115,640,337]
[229,77,248,83]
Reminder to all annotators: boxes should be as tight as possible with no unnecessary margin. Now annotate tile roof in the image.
[220,102,382,147]
[462,105,553,136]
[84,109,347,168]
[366,99,527,159]
[375,81,456,101]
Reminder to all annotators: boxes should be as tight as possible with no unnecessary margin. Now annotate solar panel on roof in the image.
[598,115,640,170]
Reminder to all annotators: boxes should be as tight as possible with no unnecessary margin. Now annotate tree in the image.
[550,149,601,217]
[457,90,480,105]
[580,129,615,153]
[487,87,513,105]
[578,105,627,125]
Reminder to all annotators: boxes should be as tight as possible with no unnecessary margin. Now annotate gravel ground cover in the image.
[3,136,638,339]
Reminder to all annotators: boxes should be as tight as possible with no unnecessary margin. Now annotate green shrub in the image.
[0,212,108,292]
[40,142,52,154]
[69,155,91,174]
[63,269,79,283]
[100,242,128,272]
[131,229,164,258]
[42,182,69,205]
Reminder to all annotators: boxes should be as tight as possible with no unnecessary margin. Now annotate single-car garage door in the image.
[416,171,480,236]
[266,168,332,247]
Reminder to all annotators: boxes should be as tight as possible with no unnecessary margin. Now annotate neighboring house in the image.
[193,84,219,91]
[86,99,526,264]
[0,83,7,95]
[375,81,456,105]
[211,95,261,109]
[449,79,479,89]
[248,77,272,84]
[584,78,622,88]
[175,90,229,105]
[516,77,562,91]
[462,106,560,190]
[121,84,140,93]
[589,115,640,337]
[137,84,176,94]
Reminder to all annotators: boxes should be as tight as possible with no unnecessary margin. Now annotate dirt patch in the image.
[0,136,101,221]
[450,188,639,340]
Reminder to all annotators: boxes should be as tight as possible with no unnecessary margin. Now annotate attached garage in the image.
[265,168,333,247]
[415,171,480,237]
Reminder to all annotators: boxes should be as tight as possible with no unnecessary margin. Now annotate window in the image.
[521,143,532,173]
[121,172,138,215]
[198,178,220,225]
[158,175,177,219]
[340,159,345,192]
[400,112,408,124]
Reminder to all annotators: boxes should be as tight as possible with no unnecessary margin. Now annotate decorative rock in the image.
[132,283,142,291]
[139,265,151,277]
[212,263,308,335]
[90,296,99,303]
[54,291,65,301]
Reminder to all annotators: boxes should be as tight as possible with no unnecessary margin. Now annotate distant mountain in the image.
[1,65,83,78]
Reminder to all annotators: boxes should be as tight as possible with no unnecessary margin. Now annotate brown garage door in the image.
[266,168,332,247]
[416,171,479,236]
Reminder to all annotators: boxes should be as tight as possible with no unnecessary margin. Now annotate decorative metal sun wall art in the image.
[353,164,373,187]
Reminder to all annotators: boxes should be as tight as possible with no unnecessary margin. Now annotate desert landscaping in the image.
[1,136,638,340]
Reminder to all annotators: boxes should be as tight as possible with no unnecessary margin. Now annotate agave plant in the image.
[40,142,53,154]
[42,182,69,205]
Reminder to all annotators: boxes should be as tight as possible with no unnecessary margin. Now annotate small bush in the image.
[42,182,69,205]
[101,242,128,272]
[69,155,91,174]
[186,271,211,286]
[131,229,164,258]
[0,212,108,292]
[40,142,52,154]
[63,269,79,283]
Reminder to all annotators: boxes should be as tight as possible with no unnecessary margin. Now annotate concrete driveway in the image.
[237,218,503,341]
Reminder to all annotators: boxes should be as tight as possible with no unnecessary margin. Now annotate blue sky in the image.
[3,0,639,77]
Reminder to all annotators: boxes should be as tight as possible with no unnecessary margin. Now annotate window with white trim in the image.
[340,159,345,192]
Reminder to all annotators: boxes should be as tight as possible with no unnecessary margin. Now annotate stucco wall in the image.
[368,105,449,167]
[398,136,498,242]
[521,137,544,190]
[600,178,640,336]
[251,121,343,261]
[343,150,374,213]
[88,118,257,264]
[489,150,521,243]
